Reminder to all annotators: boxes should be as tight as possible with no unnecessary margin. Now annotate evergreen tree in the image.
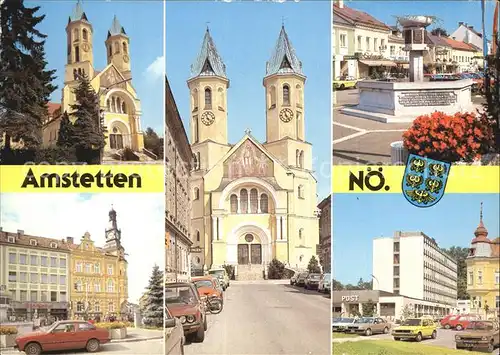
[144,127,163,159]
[57,112,76,148]
[70,73,106,163]
[141,265,163,328]
[0,0,56,150]
[307,256,321,273]
[267,258,285,279]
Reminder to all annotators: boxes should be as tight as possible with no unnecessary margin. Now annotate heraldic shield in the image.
[402,154,451,208]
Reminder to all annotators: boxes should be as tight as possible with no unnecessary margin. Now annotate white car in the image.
[318,273,331,293]
[332,317,356,332]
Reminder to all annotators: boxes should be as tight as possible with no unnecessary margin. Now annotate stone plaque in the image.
[404,30,412,44]
[413,29,423,44]
[224,140,274,178]
[398,91,458,107]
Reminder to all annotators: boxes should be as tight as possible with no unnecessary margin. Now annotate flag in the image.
[493,0,499,54]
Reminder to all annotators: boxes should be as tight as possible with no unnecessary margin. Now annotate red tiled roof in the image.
[47,102,61,117]
[333,4,390,31]
[0,230,71,252]
[444,37,476,51]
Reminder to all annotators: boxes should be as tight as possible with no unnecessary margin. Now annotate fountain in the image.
[342,15,476,123]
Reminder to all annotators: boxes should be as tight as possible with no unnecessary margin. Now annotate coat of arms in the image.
[402,154,451,208]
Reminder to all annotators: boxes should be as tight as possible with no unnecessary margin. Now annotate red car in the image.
[450,315,481,331]
[14,320,110,355]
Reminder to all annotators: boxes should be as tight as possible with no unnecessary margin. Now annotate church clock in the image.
[82,43,90,52]
[201,111,215,126]
[279,108,294,123]
[123,55,130,63]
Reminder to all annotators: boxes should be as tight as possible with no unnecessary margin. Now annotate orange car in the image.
[192,276,223,301]
[14,320,110,355]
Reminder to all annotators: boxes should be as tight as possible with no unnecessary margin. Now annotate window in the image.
[196,152,201,170]
[30,255,38,265]
[41,274,48,284]
[94,302,100,312]
[82,29,88,41]
[250,188,258,213]
[357,36,362,50]
[19,254,27,265]
[50,274,57,284]
[76,262,82,272]
[75,46,80,62]
[85,263,91,273]
[9,253,16,264]
[50,257,57,267]
[30,291,37,301]
[94,282,101,292]
[204,88,212,107]
[8,272,16,282]
[299,228,303,240]
[283,85,290,105]
[394,266,400,276]
[51,291,57,302]
[59,292,67,302]
[122,42,127,53]
[60,275,66,285]
[107,265,114,275]
[298,185,304,199]
[30,239,37,246]
[260,194,269,214]
[108,302,114,312]
[77,302,84,312]
[41,256,48,267]
[468,271,474,285]
[230,194,238,213]
[50,242,57,248]
[94,263,100,274]
[394,242,400,252]
[496,296,500,309]
[299,151,304,168]
[60,258,66,268]
[114,41,120,54]
[240,189,248,214]
[495,270,499,285]
[7,236,15,243]
[366,37,370,51]
[79,322,96,331]
[20,291,27,302]
[194,188,200,200]
[340,33,347,47]
[30,273,38,283]
[477,271,483,285]
[374,38,378,51]
[196,231,200,242]
[19,272,27,283]
[269,86,276,108]
[107,280,114,292]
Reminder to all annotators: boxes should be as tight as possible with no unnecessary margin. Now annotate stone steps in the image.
[236,265,264,281]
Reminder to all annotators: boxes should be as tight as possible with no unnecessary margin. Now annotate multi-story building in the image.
[451,22,491,55]
[187,26,320,280]
[446,37,478,73]
[165,77,193,282]
[373,231,458,313]
[387,26,408,62]
[318,195,331,273]
[466,204,500,318]
[333,7,356,78]
[68,207,128,320]
[0,228,71,321]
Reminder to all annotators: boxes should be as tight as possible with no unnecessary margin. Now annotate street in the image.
[185,281,331,355]
[1,338,164,355]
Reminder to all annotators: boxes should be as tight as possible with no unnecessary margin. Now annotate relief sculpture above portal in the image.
[224,140,274,178]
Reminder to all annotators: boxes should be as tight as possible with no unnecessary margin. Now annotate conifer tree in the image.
[0,0,56,151]
[57,112,76,148]
[141,265,163,328]
[307,256,321,273]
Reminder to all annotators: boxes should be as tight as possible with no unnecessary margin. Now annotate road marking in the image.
[333,121,366,132]
[333,131,368,145]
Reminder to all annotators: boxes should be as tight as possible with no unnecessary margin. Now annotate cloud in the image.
[0,193,164,304]
[144,56,165,81]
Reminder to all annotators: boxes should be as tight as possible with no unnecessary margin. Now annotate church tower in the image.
[104,206,124,256]
[187,28,231,171]
[263,26,311,170]
[105,16,132,80]
[64,0,95,84]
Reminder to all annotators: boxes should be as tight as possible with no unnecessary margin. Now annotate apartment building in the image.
[0,228,71,321]
[373,231,458,311]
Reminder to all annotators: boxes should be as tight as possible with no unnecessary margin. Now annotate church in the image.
[42,1,145,159]
[188,26,320,280]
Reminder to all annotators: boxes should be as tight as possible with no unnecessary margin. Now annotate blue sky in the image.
[166,1,331,200]
[333,193,500,285]
[346,0,497,41]
[30,0,164,134]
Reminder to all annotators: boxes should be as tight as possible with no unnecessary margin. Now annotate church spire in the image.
[190,28,227,79]
[107,15,127,38]
[69,0,89,23]
[265,25,303,77]
[473,202,489,239]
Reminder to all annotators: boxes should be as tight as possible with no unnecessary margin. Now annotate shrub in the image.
[403,111,494,163]
[94,322,127,330]
[0,326,18,335]
[267,258,286,279]
[122,147,140,161]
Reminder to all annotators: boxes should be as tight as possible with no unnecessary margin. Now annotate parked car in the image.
[165,306,185,355]
[332,317,355,332]
[333,76,358,90]
[450,315,481,331]
[318,273,331,293]
[295,272,308,287]
[165,282,207,342]
[304,273,321,290]
[346,317,390,336]
[192,276,223,305]
[208,268,230,290]
[455,320,500,352]
[290,272,299,285]
[392,316,437,342]
[14,320,110,355]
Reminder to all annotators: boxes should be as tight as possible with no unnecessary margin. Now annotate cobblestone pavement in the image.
[184,282,331,355]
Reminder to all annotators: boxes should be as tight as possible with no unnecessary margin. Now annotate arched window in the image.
[193,115,199,143]
[283,84,290,105]
[114,42,120,54]
[299,150,304,168]
[299,228,304,240]
[73,69,77,80]
[240,189,248,214]
[260,194,269,213]
[204,88,212,108]
[75,280,82,291]
[196,231,200,242]
[76,301,84,312]
[192,153,198,170]
[218,87,224,108]
[269,86,276,108]
[75,46,80,62]
[116,97,122,113]
[82,29,88,41]
[196,152,201,169]
[110,126,124,149]
[250,188,258,213]
[73,29,79,41]
[77,68,82,77]
[192,89,198,109]
[194,187,199,200]
[298,185,304,199]
[296,84,302,106]
[122,42,127,53]
[230,194,238,213]
[122,102,127,114]
[108,302,114,312]
[107,279,114,292]
[296,149,300,166]
[108,45,112,57]
[111,97,116,112]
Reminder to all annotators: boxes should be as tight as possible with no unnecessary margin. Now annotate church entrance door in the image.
[237,234,262,265]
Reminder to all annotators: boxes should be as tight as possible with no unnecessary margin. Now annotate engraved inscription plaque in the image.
[413,29,423,44]
[404,30,412,44]
[398,91,458,107]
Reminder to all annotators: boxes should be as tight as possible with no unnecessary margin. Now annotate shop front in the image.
[332,290,382,317]
[10,301,69,322]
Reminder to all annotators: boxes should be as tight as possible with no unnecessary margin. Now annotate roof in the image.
[265,26,303,77]
[317,195,331,209]
[333,13,354,27]
[69,0,89,23]
[47,103,61,117]
[108,15,127,38]
[0,230,71,252]
[190,28,227,79]
[426,33,452,47]
[444,37,476,51]
[333,4,391,32]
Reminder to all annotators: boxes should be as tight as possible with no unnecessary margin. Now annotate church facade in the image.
[188,26,320,279]
[42,1,144,155]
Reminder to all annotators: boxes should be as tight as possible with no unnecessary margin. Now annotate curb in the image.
[231,280,290,285]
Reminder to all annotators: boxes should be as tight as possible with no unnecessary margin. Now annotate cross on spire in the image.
[480,201,483,222]
[245,128,251,135]
[206,21,211,32]
[281,16,286,27]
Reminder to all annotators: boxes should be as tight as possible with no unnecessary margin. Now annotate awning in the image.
[359,60,397,67]
[402,64,409,69]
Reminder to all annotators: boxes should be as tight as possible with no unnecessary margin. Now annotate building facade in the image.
[451,22,491,55]
[0,229,70,321]
[466,204,500,319]
[318,195,331,273]
[68,207,128,320]
[373,231,458,309]
[165,77,193,282]
[188,27,320,280]
[42,1,145,155]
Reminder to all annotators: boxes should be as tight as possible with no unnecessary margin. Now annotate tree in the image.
[431,27,449,37]
[70,73,106,163]
[332,279,344,291]
[141,265,163,328]
[267,258,286,279]
[57,112,76,148]
[441,246,469,299]
[400,304,414,320]
[362,299,376,317]
[357,278,372,290]
[307,256,321,273]
[144,127,163,159]
[0,1,56,152]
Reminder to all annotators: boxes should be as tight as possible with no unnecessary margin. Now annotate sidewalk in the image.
[231,279,290,285]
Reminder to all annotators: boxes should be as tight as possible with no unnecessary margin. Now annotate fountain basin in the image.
[398,16,434,28]
[341,79,477,123]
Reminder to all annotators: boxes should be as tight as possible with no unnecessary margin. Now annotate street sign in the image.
[190,246,203,253]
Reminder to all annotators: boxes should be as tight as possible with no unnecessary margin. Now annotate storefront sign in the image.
[341,295,359,302]
[12,301,69,309]
[190,246,203,253]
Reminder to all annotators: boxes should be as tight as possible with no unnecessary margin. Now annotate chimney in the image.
[66,237,74,244]
[17,229,24,236]
[337,0,344,8]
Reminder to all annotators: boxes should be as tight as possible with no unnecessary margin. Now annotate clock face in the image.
[123,55,129,63]
[201,111,215,126]
[279,108,294,123]
[82,43,90,52]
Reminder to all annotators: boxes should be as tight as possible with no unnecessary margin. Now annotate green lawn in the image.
[332,340,487,355]
[332,332,360,339]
